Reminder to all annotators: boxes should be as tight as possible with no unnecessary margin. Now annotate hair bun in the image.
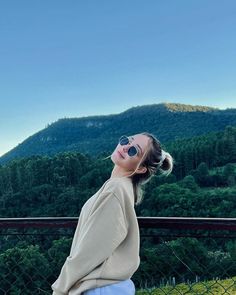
[159,150,166,165]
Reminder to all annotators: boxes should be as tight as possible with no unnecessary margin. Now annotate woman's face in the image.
[111,134,150,174]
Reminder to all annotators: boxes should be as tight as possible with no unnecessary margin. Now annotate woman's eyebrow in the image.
[137,144,143,154]
[131,136,143,154]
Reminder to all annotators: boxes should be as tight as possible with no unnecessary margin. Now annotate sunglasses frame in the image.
[118,135,139,157]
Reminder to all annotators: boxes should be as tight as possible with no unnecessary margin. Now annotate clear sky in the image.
[0,0,236,157]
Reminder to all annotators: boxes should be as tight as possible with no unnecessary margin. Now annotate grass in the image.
[136,277,236,294]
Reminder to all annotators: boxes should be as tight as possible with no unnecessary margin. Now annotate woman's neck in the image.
[110,166,133,179]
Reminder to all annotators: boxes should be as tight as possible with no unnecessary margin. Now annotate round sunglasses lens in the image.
[128,146,138,157]
[119,136,129,145]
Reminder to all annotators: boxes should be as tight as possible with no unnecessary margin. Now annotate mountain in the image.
[1,102,236,165]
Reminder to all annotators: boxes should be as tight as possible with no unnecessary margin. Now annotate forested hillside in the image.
[1,102,236,165]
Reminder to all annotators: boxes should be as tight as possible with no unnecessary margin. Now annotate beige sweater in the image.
[51,176,140,295]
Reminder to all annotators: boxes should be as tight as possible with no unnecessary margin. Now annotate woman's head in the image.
[110,133,150,176]
[109,132,174,205]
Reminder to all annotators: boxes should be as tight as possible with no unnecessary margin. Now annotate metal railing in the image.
[1,217,236,294]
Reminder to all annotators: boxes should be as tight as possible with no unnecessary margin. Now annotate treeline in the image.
[0,126,235,218]
[0,152,112,217]
[139,166,236,218]
[166,125,236,179]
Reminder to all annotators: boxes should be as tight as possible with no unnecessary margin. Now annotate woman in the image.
[51,132,173,295]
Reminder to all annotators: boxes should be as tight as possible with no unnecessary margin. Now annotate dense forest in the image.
[0,125,235,218]
[0,125,236,293]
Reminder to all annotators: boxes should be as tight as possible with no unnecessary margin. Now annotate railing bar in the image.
[1,233,236,238]
[0,233,73,236]
[1,217,236,221]
[1,217,236,231]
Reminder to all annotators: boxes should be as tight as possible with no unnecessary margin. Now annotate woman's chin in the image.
[111,153,120,163]
[111,154,124,167]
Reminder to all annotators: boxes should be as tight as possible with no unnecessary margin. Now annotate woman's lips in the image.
[117,150,125,158]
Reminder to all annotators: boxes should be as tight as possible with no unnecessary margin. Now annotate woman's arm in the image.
[51,193,127,295]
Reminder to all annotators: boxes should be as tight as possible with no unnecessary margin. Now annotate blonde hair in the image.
[103,132,174,205]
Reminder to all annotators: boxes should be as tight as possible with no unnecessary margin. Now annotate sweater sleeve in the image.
[51,193,128,295]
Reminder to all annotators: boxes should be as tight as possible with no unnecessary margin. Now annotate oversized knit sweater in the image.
[51,176,140,295]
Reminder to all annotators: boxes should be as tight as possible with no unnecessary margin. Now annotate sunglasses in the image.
[118,135,140,157]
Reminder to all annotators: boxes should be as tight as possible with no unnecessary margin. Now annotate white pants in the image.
[82,279,135,295]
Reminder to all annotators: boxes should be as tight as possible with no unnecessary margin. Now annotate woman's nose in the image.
[123,145,129,153]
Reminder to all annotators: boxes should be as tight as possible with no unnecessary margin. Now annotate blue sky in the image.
[0,0,236,156]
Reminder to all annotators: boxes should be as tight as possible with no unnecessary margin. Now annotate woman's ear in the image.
[137,166,147,174]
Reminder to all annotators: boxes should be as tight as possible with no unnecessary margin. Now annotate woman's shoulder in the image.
[105,176,132,188]
[102,176,134,204]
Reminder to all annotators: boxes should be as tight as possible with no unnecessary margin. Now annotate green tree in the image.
[223,163,235,186]
[179,175,199,192]
[0,245,50,294]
